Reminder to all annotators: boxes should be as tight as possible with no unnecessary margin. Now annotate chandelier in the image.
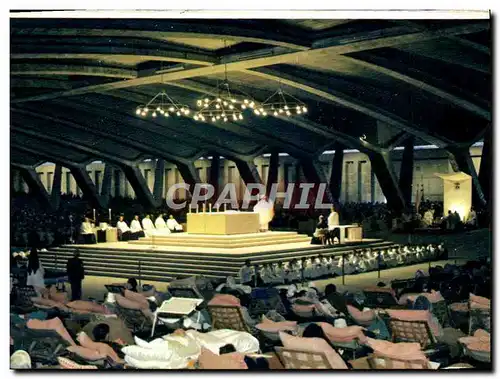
[257,88,308,118]
[135,90,190,118]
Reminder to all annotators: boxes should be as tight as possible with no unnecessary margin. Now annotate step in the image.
[128,237,311,248]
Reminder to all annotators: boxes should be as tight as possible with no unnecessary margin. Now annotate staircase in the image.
[39,240,399,283]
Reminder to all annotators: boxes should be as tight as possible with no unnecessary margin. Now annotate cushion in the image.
[347,305,376,325]
[30,297,67,310]
[57,357,98,370]
[291,303,316,316]
[422,290,444,303]
[66,346,107,361]
[206,329,260,354]
[317,322,367,343]
[115,294,148,310]
[450,302,469,312]
[470,294,490,310]
[387,309,441,338]
[197,347,247,370]
[49,290,68,304]
[123,289,150,307]
[366,337,427,361]
[124,355,177,369]
[364,286,396,297]
[67,301,110,314]
[122,345,174,362]
[208,294,241,307]
[256,316,297,333]
[279,331,348,369]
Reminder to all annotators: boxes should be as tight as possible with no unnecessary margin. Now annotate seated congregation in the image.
[10,253,491,370]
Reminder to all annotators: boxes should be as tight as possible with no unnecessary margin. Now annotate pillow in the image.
[347,305,376,325]
[366,337,427,361]
[115,294,148,310]
[124,355,178,369]
[57,357,98,370]
[279,331,348,369]
[49,291,68,304]
[204,329,260,354]
[30,297,67,310]
[450,302,469,312]
[208,294,241,307]
[422,290,444,303]
[470,294,490,310]
[67,301,110,314]
[66,346,107,361]
[317,322,367,343]
[291,303,315,317]
[256,316,298,333]
[123,289,150,307]
[122,345,174,362]
[364,286,396,297]
[197,347,247,370]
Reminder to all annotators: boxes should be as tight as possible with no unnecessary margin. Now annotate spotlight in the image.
[176,111,181,116]
[204,98,209,103]
[241,104,247,109]
[212,117,216,122]
[216,104,220,109]
[273,111,278,116]
[197,100,202,107]
[136,108,141,115]
[239,114,243,120]
[169,107,174,112]
[194,115,199,121]
[302,106,307,113]
[204,104,209,108]
[156,107,161,111]
[152,112,157,117]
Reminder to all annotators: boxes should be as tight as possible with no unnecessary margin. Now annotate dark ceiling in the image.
[10,15,491,168]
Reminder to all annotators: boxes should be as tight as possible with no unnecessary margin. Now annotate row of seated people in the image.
[79,214,184,244]
[10,257,490,370]
[238,243,447,286]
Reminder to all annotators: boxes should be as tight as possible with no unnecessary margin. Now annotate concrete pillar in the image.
[398,136,415,208]
[299,158,334,205]
[16,165,53,209]
[368,151,405,213]
[70,165,106,209]
[478,126,491,209]
[266,151,279,197]
[101,164,113,202]
[51,164,62,210]
[329,144,345,204]
[448,147,487,208]
[153,159,165,202]
[209,155,221,199]
[121,164,159,210]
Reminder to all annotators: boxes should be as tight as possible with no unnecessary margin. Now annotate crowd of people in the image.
[10,247,491,370]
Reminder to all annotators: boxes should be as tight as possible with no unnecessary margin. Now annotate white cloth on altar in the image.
[130,220,143,233]
[117,220,130,233]
[166,218,183,231]
[253,199,274,231]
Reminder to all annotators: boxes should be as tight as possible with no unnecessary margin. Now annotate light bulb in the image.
[136,108,141,115]
[153,112,158,117]
[262,112,267,116]
[194,115,199,121]
[239,114,243,120]
[216,104,220,109]
[273,111,278,116]
[286,110,291,116]
[224,117,228,122]
[284,105,288,110]
[156,107,161,111]
[223,101,228,106]
[204,98,209,103]
[164,112,169,117]
[169,107,174,112]
[204,104,209,108]
[241,104,247,109]
[254,109,260,115]
[297,110,302,114]
[244,99,249,104]
[197,100,202,107]
[160,109,164,114]
[221,113,226,117]
[229,105,234,110]
[141,112,146,116]
[296,105,300,110]
[185,109,190,115]
[216,115,221,120]
[217,98,221,102]
[144,107,149,112]
[231,98,236,103]
[259,108,264,112]
[212,117,216,122]
[302,106,307,113]
[249,102,255,108]
[201,116,205,121]
[176,111,181,116]
[279,109,284,114]
[232,115,237,120]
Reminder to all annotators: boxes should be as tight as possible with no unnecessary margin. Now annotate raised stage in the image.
[38,231,398,282]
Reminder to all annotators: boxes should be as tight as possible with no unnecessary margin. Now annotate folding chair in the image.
[12,285,41,313]
[207,304,255,334]
[248,287,287,318]
[432,300,451,328]
[114,305,152,334]
[389,318,436,349]
[363,290,405,309]
[275,347,333,370]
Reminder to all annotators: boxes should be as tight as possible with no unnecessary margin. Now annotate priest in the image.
[80,217,96,244]
[116,215,132,241]
[253,195,275,232]
[141,214,156,237]
[327,206,341,245]
[154,213,172,235]
[166,215,183,232]
[130,215,145,240]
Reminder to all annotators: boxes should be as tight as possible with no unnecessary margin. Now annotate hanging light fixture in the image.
[135,90,191,119]
[193,40,258,123]
[258,86,308,118]
[135,62,190,119]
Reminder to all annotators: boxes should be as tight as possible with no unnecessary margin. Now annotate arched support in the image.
[69,165,106,210]
[51,164,62,210]
[399,136,415,207]
[153,159,166,202]
[101,164,113,202]
[299,158,334,205]
[478,126,491,209]
[176,161,201,195]
[209,154,221,199]
[120,164,160,210]
[266,151,279,197]
[329,143,345,204]
[14,164,53,210]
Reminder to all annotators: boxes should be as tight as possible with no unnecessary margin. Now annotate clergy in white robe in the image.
[260,264,274,285]
[117,216,132,241]
[166,215,183,232]
[253,195,275,232]
[129,215,145,240]
[141,215,156,238]
[327,207,341,244]
[422,209,434,227]
[80,218,96,244]
[153,214,172,236]
[238,260,254,285]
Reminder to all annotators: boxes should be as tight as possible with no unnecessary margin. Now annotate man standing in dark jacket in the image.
[66,250,85,300]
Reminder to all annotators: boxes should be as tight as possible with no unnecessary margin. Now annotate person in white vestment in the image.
[327,207,340,245]
[466,207,478,228]
[166,215,183,232]
[253,195,275,232]
[130,215,145,240]
[117,216,131,241]
[141,215,156,238]
[238,260,254,286]
[80,217,96,244]
[154,214,171,236]
[422,208,434,227]
[26,248,46,295]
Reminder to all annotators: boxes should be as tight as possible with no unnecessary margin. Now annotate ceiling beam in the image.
[11,21,489,104]
[11,107,196,165]
[446,36,490,55]
[244,67,453,148]
[10,78,73,89]
[340,55,491,120]
[11,63,138,79]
